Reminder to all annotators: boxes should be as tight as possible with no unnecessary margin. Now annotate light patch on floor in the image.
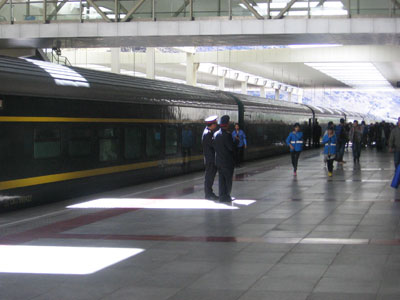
[67,198,256,210]
[0,245,144,275]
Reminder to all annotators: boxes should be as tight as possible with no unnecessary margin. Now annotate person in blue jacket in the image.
[322,126,337,177]
[232,123,247,168]
[286,123,303,176]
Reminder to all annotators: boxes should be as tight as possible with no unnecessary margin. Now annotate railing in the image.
[44,48,72,66]
[0,0,399,24]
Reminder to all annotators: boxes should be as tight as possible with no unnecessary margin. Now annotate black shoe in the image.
[219,197,233,203]
[206,194,219,201]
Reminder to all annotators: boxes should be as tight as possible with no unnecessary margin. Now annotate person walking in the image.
[202,115,219,200]
[350,120,363,164]
[214,115,235,203]
[322,126,337,177]
[286,123,303,176]
[389,117,400,169]
[335,118,347,165]
[232,123,247,168]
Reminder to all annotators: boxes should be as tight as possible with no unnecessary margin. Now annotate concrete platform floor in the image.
[1,148,400,300]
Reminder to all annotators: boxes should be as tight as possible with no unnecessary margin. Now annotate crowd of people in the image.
[287,118,398,177]
[201,114,398,201]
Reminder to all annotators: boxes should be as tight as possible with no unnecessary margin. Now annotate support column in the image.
[241,81,248,94]
[275,89,280,100]
[110,48,120,74]
[260,86,266,98]
[218,76,225,90]
[186,53,197,86]
[146,47,155,80]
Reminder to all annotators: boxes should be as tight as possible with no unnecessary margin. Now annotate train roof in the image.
[225,92,312,115]
[0,56,235,107]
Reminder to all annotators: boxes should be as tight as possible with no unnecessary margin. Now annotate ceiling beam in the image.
[121,0,148,22]
[391,0,400,10]
[239,0,264,20]
[0,0,7,12]
[86,0,112,22]
[274,0,297,19]
[48,0,69,20]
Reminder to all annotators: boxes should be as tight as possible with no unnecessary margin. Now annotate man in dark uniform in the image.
[214,115,235,203]
[202,115,219,200]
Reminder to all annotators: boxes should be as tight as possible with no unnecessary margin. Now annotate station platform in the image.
[1,148,400,300]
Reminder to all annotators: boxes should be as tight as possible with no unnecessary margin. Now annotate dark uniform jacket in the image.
[214,128,234,169]
[202,127,215,164]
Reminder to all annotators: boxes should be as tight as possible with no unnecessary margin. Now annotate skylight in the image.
[305,62,393,90]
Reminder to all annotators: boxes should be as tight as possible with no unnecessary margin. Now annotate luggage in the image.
[391,165,400,189]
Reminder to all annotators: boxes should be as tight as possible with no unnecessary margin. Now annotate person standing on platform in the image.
[389,117,400,169]
[232,123,247,168]
[350,120,363,164]
[202,116,219,200]
[214,115,235,203]
[313,121,322,148]
[286,123,303,176]
[335,118,347,165]
[322,127,337,177]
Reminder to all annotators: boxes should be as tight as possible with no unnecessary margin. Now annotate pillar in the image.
[110,48,120,74]
[146,47,155,79]
[275,89,280,100]
[186,53,197,86]
[241,81,248,95]
[218,76,225,90]
[260,86,266,98]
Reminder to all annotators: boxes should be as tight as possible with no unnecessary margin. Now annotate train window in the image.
[34,128,61,159]
[69,128,92,157]
[124,127,142,160]
[98,128,119,162]
[146,127,161,158]
[166,127,178,155]
[181,125,194,155]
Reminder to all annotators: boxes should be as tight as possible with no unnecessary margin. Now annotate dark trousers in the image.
[336,141,345,162]
[204,162,217,197]
[290,151,301,171]
[394,151,400,169]
[218,167,234,201]
[327,158,334,172]
[353,141,362,159]
[234,147,244,166]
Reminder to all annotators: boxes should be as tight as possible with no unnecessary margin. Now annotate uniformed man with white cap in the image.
[214,115,235,203]
[202,115,219,200]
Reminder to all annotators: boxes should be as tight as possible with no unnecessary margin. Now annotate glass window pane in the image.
[34,128,61,159]
[99,139,119,162]
[146,127,161,157]
[69,128,91,157]
[166,127,178,155]
[125,127,142,160]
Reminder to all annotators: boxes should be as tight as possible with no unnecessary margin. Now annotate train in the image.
[0,56,375,211]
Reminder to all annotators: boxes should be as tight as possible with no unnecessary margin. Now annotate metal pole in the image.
[43,0,47,23]
[10,0,13,24]
[228,0,232,20]
[79,0,82,22]
[308,0,310,18]
[267,0,270,19]
[152,0,155,20]
[115,0,119,21]
[189,0,193,20]
[348,0,351,18]
[356,0,360,15]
